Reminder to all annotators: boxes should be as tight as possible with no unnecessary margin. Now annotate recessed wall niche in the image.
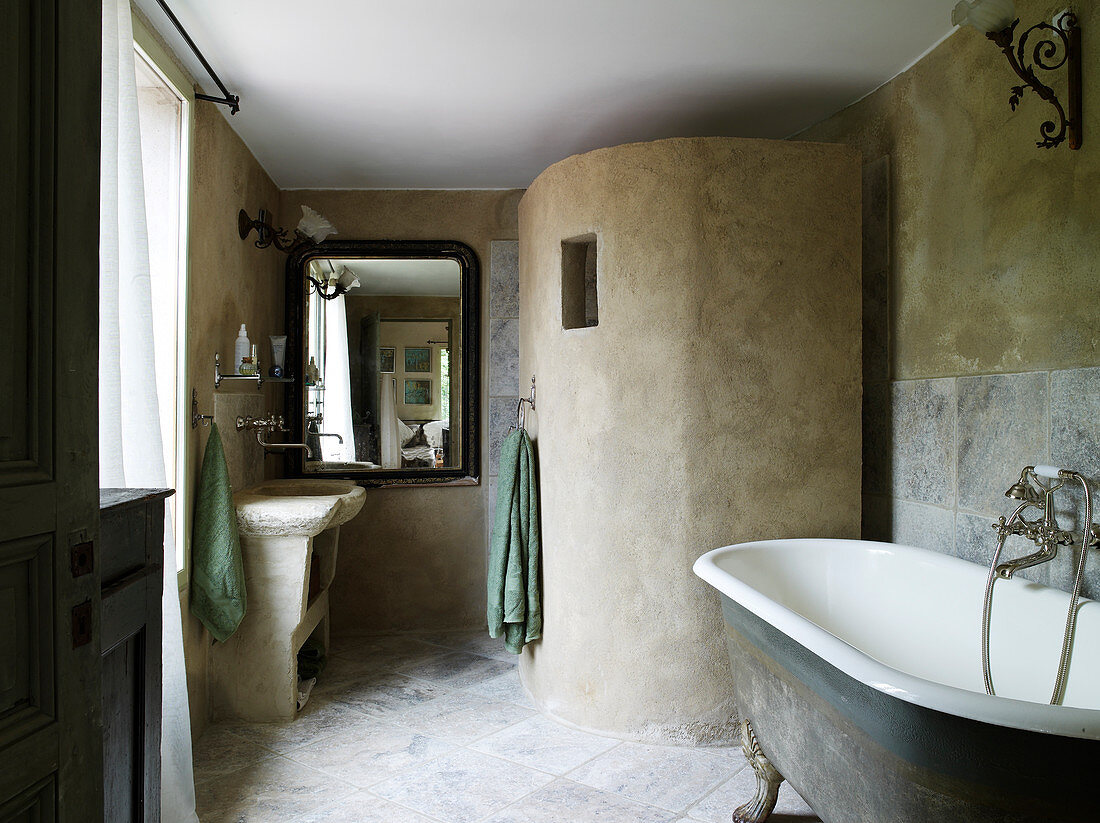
[561,234,598,329]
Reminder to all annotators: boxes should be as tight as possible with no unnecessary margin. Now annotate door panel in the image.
[0,777,57,823]
[0,535,53,727]
[0,0,103,819]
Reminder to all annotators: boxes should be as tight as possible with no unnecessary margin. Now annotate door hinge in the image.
[70,540,94,577]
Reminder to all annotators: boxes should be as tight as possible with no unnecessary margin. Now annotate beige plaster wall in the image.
[281,189,523,634]
[182,103,286,736]
[518,137,862,742]
[798,0,1100,380]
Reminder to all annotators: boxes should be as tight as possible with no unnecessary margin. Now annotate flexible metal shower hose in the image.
[981,501,1029,697]
[1050,473,1092,705]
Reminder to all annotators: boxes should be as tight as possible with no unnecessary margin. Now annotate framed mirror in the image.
[286,240,480,485]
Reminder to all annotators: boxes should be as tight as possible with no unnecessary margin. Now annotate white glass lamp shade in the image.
[297,205,337,243]
[952,0,1016,33]
[335,266,360,291]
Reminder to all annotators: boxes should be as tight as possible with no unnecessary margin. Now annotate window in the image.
[439,346,450,416]
[133,22,192,581]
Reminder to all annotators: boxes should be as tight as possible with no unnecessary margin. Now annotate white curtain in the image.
[321,295,356,462]
[100,2,198,821]
[379,377,401,468]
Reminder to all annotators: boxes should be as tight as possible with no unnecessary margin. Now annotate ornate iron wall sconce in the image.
[307,261,360,301]
[238,205,337,254]
[952,1,1082,150]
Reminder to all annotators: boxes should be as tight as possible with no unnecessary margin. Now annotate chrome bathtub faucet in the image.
[992,465,1099,579]
[983,464,1098,704]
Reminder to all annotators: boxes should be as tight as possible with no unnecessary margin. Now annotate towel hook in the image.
[510,375,536,432]
[192,388,214,429]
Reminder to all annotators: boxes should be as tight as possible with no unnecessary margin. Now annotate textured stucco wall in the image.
[518,137,862,742]
[281,189,523,633]
[798,0,1099,379]
[797,1,1100,591]
[183,104,286,735]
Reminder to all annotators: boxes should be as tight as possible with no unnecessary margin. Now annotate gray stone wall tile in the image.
[889,499,954,554]
[489,318,520,398]
[488,397,515,477]
[890,378,956,507]
[957,372,1048,517]
[1050,368,1100,539]
[490,240,520,319]
[863,381,890,496]
[1050,367,1100,480]
[864,367,1098,601]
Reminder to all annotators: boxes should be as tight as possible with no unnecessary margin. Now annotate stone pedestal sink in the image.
[209,479,365,721]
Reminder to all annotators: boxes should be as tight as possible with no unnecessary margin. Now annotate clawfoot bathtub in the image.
[694,538,1100,823]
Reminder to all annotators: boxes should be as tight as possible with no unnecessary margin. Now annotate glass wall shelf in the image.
[214,352,293,389]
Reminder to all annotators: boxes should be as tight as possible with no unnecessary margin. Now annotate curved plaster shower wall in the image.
[517,137,862,743]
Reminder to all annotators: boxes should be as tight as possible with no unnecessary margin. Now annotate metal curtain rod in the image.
[153,0,241,114]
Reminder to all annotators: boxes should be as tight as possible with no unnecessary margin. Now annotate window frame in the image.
[132,16,195,590]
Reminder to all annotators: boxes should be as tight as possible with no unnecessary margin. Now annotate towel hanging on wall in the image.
[190,423,247,641]
[487,428,542,653]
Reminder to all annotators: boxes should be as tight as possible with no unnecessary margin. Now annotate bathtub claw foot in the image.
[733,718,784,823]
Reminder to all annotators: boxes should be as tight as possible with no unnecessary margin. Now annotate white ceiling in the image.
[321,258,461,297]
[135,0,954,190]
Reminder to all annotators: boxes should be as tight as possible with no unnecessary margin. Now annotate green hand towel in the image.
[190,423,247,642]
[487,428,542,654]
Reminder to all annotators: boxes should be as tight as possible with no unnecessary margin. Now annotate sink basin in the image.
[217,477,364,721]
[234,478,365,536]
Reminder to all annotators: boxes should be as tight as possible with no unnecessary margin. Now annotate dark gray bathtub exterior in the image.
[720,596,1100,823]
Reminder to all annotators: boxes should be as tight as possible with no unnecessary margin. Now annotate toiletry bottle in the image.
[269,335,287,378]
[250,343,259,376]
[234,324,251,374]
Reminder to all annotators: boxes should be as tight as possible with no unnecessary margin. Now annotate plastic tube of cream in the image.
[270,335,287,377]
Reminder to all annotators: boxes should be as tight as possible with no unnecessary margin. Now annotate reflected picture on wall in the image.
[404,347,431,373]
[380,347,395,373]
[405,379,431,404]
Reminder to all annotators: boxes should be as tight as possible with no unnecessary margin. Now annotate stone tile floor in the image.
[194,632,820,823]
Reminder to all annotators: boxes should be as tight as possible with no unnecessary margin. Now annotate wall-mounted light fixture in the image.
[308,261,361,301]
[238,205,337,253]
[951,1,1082,150]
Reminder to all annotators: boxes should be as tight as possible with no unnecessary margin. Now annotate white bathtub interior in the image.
[698,539,1100,713]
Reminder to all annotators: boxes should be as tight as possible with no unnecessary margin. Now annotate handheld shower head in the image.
[1005,469,1042,504]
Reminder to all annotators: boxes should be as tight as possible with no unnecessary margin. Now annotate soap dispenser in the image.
[234,324,251,374]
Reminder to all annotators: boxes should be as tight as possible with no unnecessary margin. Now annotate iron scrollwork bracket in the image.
[987,13,1082,150]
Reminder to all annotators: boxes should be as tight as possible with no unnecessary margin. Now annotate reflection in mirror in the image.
[288,242,479,485]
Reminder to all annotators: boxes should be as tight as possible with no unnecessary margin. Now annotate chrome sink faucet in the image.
[236,414,313,459]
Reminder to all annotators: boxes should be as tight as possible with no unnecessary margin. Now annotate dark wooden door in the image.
[100,490,169,823]
[0,0,104,819]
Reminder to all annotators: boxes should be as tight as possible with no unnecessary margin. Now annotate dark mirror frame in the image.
[285,240,480,486]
